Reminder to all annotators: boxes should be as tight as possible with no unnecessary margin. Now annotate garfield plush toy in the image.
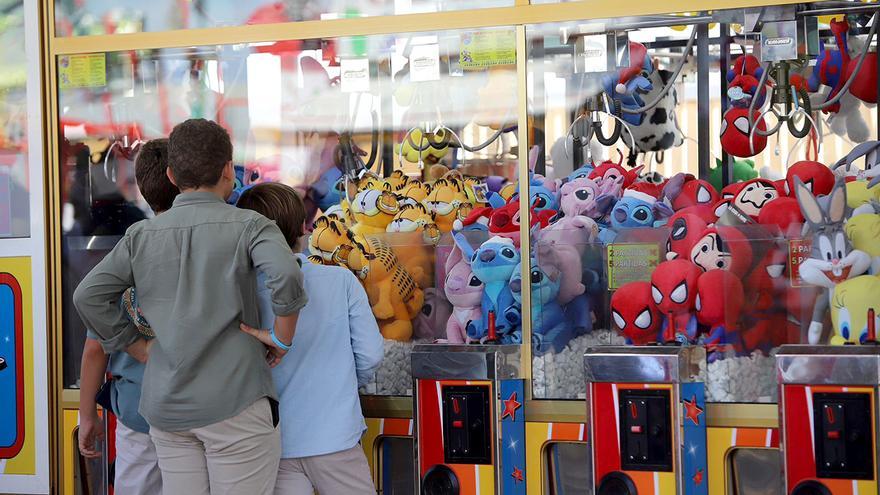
[337,233,425,341]
[387,203,440,288]
[384,170,410,191]
[423,177,472,232]
[348,176,401,236]
[396,180,431,208]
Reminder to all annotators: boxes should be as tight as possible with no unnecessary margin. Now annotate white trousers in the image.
[114,421,162,495]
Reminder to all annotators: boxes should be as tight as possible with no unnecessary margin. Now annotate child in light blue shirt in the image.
[237,182,384,494]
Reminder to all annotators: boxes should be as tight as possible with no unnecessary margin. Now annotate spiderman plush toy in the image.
[696,269,745,361]
[651,259,702,343]
[611,281,663,345]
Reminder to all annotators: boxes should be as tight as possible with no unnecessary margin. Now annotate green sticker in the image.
[607,243,661,290]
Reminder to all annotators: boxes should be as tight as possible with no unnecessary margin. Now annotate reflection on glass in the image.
[54,0,515,36]
[58,28,520,392]
[544,442,589,495]
[0,1,29,239]
[377,437,415,495]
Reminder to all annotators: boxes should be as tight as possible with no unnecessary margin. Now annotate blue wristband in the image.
[269,329,292,351]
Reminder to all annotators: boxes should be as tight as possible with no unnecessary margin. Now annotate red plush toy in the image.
[757,197,804,236]
[610,281,662,345]
[628,181,663,200]
[696,269,746,357]
[675,179,720,211]
[689,225,754,278]
[666,209,712,261]
[730,178,782,220]
[651,259,702,343]
[590,155,644,189]
[846,51,878,104]
[784,160,836,197]
[720,107,768,158]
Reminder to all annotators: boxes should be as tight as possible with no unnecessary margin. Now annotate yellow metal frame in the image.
[39,0,814,489]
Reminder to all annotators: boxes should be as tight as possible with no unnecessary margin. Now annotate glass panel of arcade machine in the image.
[57,28,520,393]
[0,1,30,239]
[54,0,514,37]
[526,8,880,401]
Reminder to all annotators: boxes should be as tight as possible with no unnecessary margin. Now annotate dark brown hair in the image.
[167,119,232,189]
[135,138,179,212]
[236,182,306,248]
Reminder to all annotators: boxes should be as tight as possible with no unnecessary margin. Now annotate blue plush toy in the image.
[598,189,672,243]
[566,163,595,183]
[310,166,344,212]
[454,233,521,343]
[603,41,654,126]
[227,164,259,205]
[508,258,572,355]
[511,172,559,214]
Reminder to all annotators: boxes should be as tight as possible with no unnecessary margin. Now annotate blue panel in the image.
[500,379,526,495]
[680,382,708,495]
[0,284,19,450]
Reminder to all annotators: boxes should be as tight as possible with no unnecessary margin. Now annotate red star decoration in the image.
[692,469,703,486]
[511,467,524,483]
[683,395,704,425]
[501,392,522,421]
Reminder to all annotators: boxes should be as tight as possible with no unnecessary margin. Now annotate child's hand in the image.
[125,338,152,364]
[239,323,288,367]
[78,410,104,459]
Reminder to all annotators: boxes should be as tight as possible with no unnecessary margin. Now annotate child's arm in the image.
[347,273,384,387]
[73,235,144,356]
[78,337,108,459]
[248,217,308,346]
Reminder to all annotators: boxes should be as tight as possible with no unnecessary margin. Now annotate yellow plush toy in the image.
[830,275,880,345]
[396,128,449,164]
[338,234,425,341]
[846,181,880,211]
[423,177,472,232]
[384,170,410,191]
[348,176,401,236]
[396,180,431,208]
[386,203,441,288]
[846,213,880,274]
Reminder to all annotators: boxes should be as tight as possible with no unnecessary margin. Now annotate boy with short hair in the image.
[237,182,383,495]
[78,138,174,495]
[74,119,307,495]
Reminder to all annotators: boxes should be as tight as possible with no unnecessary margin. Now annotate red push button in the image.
[630,426,643,434]
[827,430,840,440]
[453,420,463,428]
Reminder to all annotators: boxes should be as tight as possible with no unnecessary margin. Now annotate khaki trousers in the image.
[273,445,375,495]
[150,398,281,495]
[114,421,162,495]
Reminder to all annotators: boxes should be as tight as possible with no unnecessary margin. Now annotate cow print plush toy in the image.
[621,69,685,163]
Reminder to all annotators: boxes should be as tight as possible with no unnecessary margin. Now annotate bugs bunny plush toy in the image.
[794,177,872,344]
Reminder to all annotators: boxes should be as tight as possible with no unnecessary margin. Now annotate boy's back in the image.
[76,191,306,432]
[258,257,383,458]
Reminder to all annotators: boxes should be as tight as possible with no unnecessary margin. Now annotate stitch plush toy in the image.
[442,243,483,344]
[651,259,702,343]
[611,281,662,345]
[589,153,644,189]
[485,199,556,248]
[604,41,654,126]
[795,177,872,344]
[695,269,745,360]
[600,189,673,243]
[454,234,521,343]
[414,288,453,341]
[348,176,401,236]
[559,177,622,221]
[509,258,572,354]
[830,275,880,345]
[424,178,472,232]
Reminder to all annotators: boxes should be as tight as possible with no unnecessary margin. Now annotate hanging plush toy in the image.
[695,269,745,360]
[442,242,483,344]
[727,54,767,108]
[809,18,852,113]
[453,234,521,343]
[832,140,880,183]
[509,258,572,354]
[795,177,872,344]
[720,107,768,158]
[650,259,702,343]
[397,128,449,165]
[620,68,685,156]
[604,41,654,126]
[829,275,880,345]
[845,24,879,105]
[611,281,662,345]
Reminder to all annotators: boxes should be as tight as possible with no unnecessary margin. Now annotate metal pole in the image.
[532,37,547,176]
[720,23,733,187]
[697,20,710,179]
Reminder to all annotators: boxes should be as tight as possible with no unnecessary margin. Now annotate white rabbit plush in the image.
[794,177,872,344]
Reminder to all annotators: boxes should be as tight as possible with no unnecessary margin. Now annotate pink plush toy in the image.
[443,243,484,343]
[537,215,600,305]
[559,176,623,220]
[413,288,453,341]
